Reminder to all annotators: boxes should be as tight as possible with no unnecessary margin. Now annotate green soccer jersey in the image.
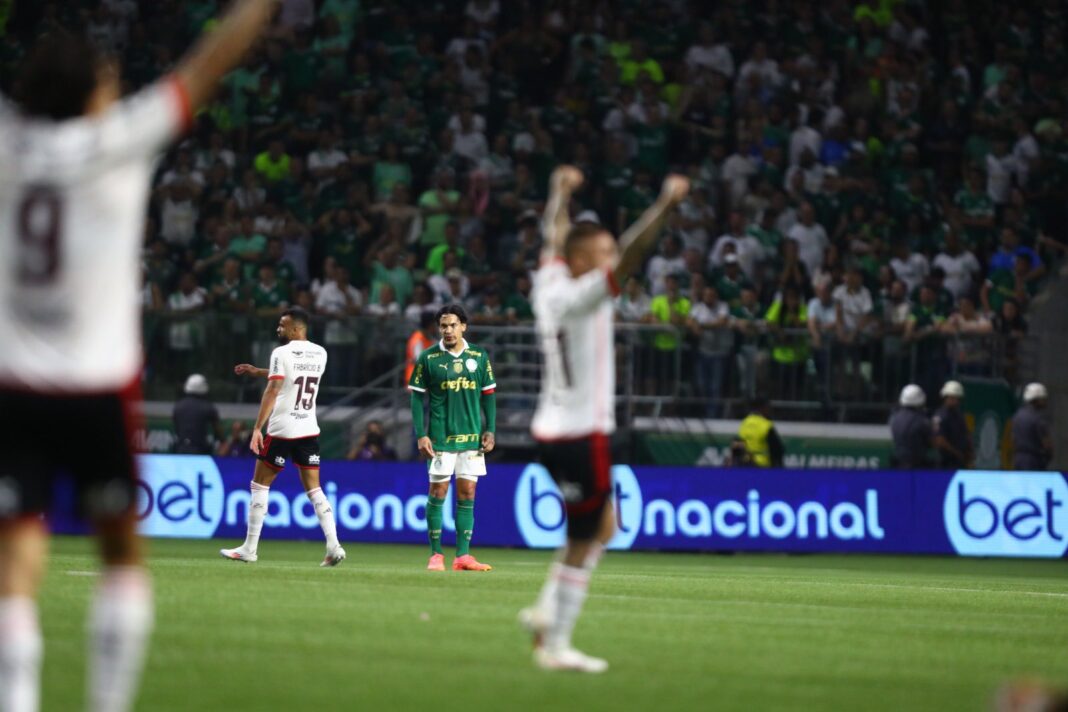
[409,340,496,452]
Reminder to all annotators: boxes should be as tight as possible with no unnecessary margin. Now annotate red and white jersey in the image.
[531,259,621,440]
[267,340,328,439]
[0,78,191,392]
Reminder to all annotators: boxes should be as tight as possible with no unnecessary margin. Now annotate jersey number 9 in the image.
[17,186,63,285]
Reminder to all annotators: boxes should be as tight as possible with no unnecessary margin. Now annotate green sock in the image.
[427,496,445,555]
[455,498,475,556]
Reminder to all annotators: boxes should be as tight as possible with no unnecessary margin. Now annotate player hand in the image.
[234,363,256,376]
[480,432,495,453]
[659,174,691,206]
[417,437,436,460]
[250,429,264,455]
[551,165,584,193]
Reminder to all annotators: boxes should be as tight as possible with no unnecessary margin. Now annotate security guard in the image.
[933,381,973,469]
[889,384,933,469]
[738,398,785,467]
[172,373,223,454]
[1012,382,1052,470]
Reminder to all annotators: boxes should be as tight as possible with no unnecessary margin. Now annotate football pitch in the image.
[37,537,1068,711]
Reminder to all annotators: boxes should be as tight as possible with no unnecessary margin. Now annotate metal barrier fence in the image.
[143,313,1025,427]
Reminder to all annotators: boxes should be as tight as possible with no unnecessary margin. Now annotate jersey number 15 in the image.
[293,376,319,411]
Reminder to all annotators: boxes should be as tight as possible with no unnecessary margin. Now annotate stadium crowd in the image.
[4,0,1066,403]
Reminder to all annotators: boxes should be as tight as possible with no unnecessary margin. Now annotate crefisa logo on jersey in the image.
[513,464,642,549]
[943,470,1068,557]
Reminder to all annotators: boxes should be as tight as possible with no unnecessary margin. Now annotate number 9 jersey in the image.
[267,340,328,439]
[0,78,192,392]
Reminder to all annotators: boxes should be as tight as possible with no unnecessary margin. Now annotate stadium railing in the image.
[143,313,1026,434]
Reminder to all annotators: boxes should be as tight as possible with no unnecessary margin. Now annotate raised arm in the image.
[541,165,584,263]
[175,0,280,112]
[234,363,269,378]
[613,175,690,285]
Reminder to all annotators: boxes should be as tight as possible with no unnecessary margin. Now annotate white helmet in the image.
[899,384,926,407]
[940,381,964,398]
[1023,382,1048,403]
[184,373,209,396]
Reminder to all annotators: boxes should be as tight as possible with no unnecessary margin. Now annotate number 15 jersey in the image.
[267,340,328,439]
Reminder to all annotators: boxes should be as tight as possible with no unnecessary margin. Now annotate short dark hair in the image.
[14,31,103,121]
[282,307,311,328]
[437,303,468,325]
[564,222,611,257]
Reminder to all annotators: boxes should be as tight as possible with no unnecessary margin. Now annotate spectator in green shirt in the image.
[250,264,290,316]
[370,244,415,307]
[229,216,268,267]
[418,170,461,250]
[372,141,413,202]
[425,221,466,275]
[619,39,664,85]
[646,274,692,387]
[504,272,534,322]
[253,140,292,183]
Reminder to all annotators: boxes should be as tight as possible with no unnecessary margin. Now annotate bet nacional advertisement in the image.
[50,456,1068,558]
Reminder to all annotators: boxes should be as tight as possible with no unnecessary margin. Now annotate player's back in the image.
[267,340,328,439]
[530,260,618,440]
[0,81,189,392]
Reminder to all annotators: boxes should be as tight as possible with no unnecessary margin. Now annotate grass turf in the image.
[35,537,1068,711]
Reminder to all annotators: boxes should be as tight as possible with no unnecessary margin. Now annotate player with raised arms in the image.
[519,166,689,672]
[221,307,343,567]
[0,2,283,711]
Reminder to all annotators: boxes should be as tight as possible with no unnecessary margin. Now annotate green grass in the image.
[36,537,1068,711]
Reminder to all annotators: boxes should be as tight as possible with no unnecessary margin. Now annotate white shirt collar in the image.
[440,338,468,356]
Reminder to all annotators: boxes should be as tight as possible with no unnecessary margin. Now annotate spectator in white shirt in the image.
[684,24,734,79]
[689,285,732,416]
[451,109,489,165]
[738,40,781,88]
[933,229,981,298]
[787,202,829,275]
[789,110,822,166]
[367,284,402,318]
[647,234,688,295]
[615,277,652,322]
[889,241,930,293]
[833,267,875,338]
[307,131,349,189]
[709,210,766,278]
[985,136,1021,205]
[807,279,840,350]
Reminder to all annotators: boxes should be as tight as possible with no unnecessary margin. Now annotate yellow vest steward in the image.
[739,414,773,467]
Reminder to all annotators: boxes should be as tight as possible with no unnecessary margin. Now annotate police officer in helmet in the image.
[890,384,933,469]
[1011,383,1052,470]
[933,380,973,469]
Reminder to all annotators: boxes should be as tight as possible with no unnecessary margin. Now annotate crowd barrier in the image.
[50,456,1067,558]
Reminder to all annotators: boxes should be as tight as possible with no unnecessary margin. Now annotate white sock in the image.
[544,565,590,652]
[88,567,153,712]
[583,541,605,571]
[243,482,269,553]
[307,487,339,550]
[0,597,42,712]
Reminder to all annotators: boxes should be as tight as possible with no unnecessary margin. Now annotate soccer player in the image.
[408,305,497,571]
[0,3,281,711]
[519,166,689,672]
[221,307,345,566]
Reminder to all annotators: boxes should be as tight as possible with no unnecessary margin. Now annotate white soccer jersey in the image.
[531,260,620,440]
[0,78,191,392]
[266,340,328,439]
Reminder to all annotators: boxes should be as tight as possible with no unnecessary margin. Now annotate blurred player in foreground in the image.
[221,307,343,566]
[408,305,497,571]
[0,3,282,711]
[519,166,689,672]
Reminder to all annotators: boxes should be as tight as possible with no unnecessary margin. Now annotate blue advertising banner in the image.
[50,457,1068,558]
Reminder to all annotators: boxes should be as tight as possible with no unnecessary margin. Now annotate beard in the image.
[277,332,290,345]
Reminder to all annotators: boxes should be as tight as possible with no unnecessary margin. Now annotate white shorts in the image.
[428,450,487,483]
